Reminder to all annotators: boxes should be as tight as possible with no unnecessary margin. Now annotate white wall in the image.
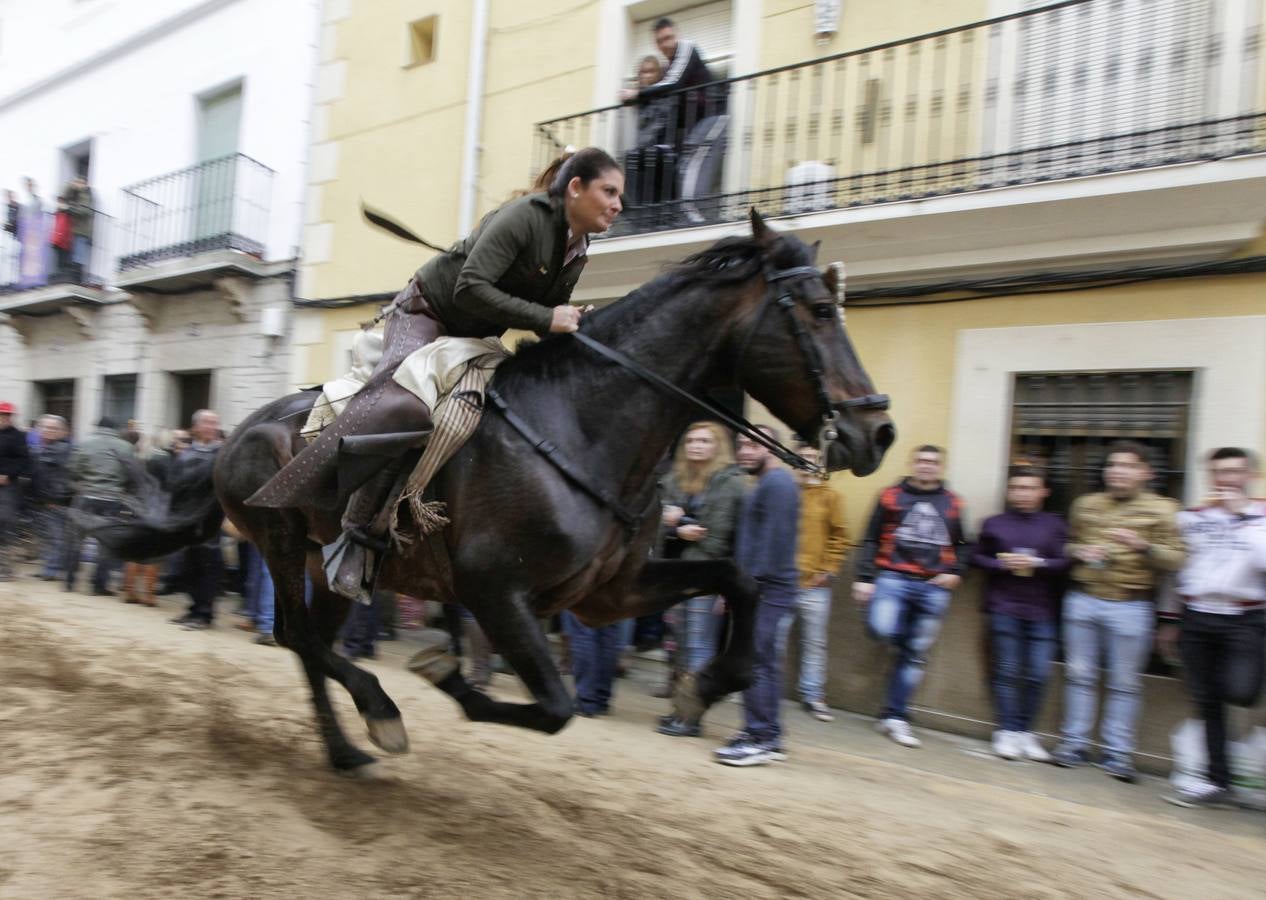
[0,0,321,266]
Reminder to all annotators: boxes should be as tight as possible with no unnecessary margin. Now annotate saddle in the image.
[247,279,442,511]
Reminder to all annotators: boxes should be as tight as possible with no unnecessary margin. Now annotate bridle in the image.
[569,261,890,478]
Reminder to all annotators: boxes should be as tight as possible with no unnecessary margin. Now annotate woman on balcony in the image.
[249,147,625,603]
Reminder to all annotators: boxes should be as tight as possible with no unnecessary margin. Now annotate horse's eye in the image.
[813,303,835,320]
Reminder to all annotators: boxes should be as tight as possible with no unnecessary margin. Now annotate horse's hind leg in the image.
[411,590,573,734]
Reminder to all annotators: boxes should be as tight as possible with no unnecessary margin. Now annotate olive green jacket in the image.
[414,192,586,336]
[63,183,94,239]
[1067,490,1185,599]
[660,465,748,562]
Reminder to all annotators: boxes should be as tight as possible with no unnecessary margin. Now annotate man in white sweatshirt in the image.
[1159,447,1266,808]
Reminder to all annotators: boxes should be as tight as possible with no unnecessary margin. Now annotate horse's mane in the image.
[497,231,808,386]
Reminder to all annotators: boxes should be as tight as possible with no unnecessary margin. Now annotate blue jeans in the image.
[991,612,1057,732]
[866,571,951,721]
[1059,591,1154,759]
[682,595,722,673]
[254,559,275,636]
[241,543,266,620]
[39,505,67,578]
[564,612,632,714]
[794,586,832,703]
[743,598,796,744]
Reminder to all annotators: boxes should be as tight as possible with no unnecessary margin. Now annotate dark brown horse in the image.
[103,211,894,772]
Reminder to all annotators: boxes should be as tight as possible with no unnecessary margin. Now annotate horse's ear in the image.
[810,240,821,264]
[750,207,772,244]
[822,262,838,297]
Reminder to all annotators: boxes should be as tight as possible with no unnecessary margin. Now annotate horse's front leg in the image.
[616,558,761,725]
[407,589,574,734]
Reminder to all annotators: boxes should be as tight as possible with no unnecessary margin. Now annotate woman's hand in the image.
[618,88,638,102]
[662,505,685,527]
[549,305,583,333]
[677,524,708,542]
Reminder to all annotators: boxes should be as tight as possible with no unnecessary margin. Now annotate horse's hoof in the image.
[406,629,459,685]
[365,715,409,755]
[331,746,377,775]
[335,759,383,780]
[671,672,706,722]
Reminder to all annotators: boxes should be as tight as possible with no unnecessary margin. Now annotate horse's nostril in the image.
[874,423,897,452]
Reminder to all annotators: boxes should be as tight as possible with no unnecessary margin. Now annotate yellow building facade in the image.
[294,0,1266,759]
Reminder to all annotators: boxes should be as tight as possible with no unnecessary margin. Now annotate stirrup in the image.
[322,531,385,605]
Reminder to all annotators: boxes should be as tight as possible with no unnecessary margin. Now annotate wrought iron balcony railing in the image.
[534,0,1266,238]
[118,152,273,270]
[0,209,115,295]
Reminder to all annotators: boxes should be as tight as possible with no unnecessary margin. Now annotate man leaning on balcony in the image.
[60,174,94,284]
[1051,441,1185,783]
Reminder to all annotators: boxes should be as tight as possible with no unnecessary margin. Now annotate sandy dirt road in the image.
[0,586,1263,899]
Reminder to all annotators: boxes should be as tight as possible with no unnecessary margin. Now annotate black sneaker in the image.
[657,717,701,738]
[1097,756,1137,783]
[181,619,212,631]
[169,613,196,626]
[1050,744,1092,768]
[253,633,277,646]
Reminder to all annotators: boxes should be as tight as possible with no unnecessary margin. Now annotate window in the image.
[36,380,76,431]
[405,16,437,68]
[1008,370,1194,517]
[630,1,733,80]
[103,374,138,425]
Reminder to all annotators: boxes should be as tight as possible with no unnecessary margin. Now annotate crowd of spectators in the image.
[2,394,1261,808]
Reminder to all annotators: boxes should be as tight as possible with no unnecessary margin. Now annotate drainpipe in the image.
[458,0,491,236]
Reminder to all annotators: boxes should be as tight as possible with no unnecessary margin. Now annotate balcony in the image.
[115,153,276,291]
[0,209,115,314]
[536,0,1266,295]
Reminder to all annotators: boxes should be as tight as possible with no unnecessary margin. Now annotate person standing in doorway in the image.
[713,427,800,767]
[853,445,969,749]
[970,466,1069,761]
[61,174,94,284]
[1051,441,1184,782]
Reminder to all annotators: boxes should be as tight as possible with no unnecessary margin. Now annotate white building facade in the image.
[0,0,321,435]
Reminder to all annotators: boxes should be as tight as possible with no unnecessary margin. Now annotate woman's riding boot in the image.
[325,462,403,604]
[463,619,493,687]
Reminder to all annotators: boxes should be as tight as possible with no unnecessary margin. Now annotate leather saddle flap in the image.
[339,429,433,457]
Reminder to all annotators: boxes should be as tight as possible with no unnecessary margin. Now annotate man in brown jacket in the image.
[1051,441,1185,782]
[785,444,849,722]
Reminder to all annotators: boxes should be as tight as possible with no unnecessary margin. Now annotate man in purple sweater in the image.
[970,466,1069,761]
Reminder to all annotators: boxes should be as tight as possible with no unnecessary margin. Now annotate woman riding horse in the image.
[250,147,625,601]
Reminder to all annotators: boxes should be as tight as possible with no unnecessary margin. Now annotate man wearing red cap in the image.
[0,401,30,580]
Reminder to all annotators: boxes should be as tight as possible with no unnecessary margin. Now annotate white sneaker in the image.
[876,717,922,748]
[1018,732,1051,762]
[992,730,1021,760]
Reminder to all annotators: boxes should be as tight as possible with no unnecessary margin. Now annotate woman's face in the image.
[684,428,718,463]
[638,59,661,87]
[567,168,624,235]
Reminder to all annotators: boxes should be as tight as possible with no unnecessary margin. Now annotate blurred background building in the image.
[0,0,321,434]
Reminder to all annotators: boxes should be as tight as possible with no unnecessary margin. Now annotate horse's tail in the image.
[94,460,225,563]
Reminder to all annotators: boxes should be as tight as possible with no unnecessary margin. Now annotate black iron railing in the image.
[535,0,1266,237]
[0,209,115,294]
[119,153,273,270]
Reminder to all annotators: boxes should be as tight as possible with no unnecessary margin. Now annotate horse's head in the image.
[729,210,895,476]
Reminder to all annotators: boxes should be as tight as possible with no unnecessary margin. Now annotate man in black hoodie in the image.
[852,445,969,749]
[0,401,30,580]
